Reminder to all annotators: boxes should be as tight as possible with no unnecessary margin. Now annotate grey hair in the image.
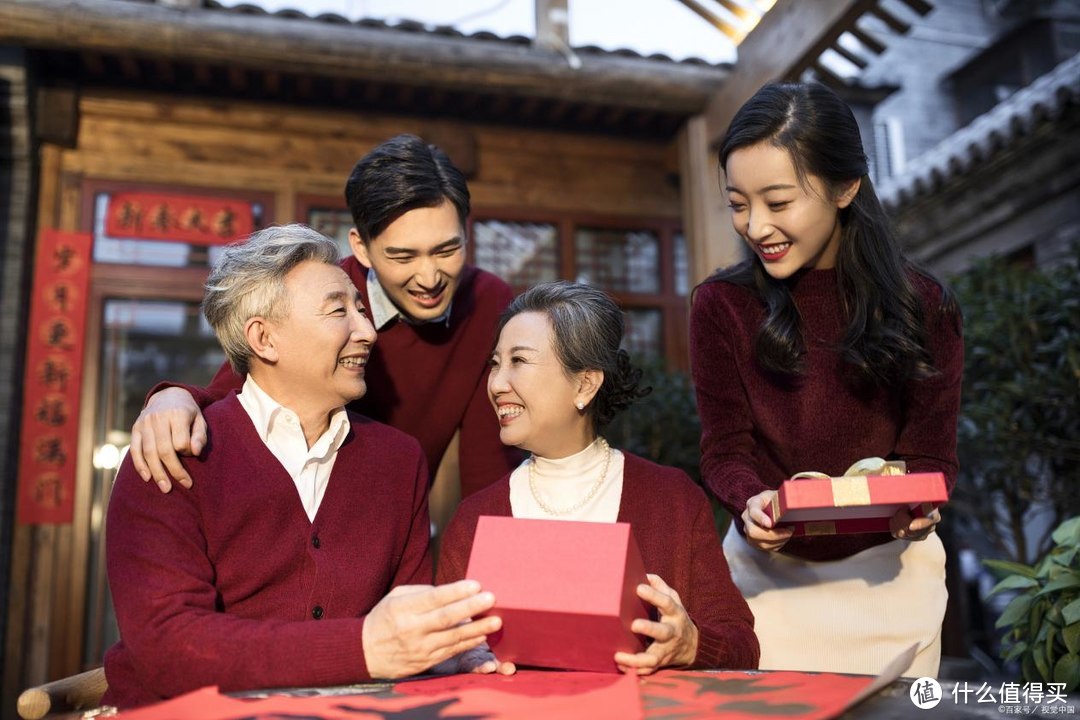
[497,280,650,431]
[203,224,340,375]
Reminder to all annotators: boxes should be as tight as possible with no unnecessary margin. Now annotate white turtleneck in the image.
[508,436,625,523]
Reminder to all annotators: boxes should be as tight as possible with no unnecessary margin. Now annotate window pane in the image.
[623,308,663,362]
[92,193,262,267]
[85,299,225,666]
[674,232,690,296]
[473,220,559,288]
[575,228,659,293]
[307,208,354,259]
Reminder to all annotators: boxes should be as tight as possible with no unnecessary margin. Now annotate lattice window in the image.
[574,228,660,294]
[306,208,354,259]
[623,308,664,362]
[473,220,559,289]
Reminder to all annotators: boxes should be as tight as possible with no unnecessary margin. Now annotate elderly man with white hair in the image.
[101,224,499,709]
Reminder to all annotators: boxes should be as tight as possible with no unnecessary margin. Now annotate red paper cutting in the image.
[112,669,890,720]
[641,669,877,719]
[113,671,643,720]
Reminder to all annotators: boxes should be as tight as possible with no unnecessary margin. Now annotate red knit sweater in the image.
[436,453,760,670]
[690,267,963,562]
[169,259,521,496]
[102,394,433,708]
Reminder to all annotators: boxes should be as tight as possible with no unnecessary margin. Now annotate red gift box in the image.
[764,472,948,536]
[465,516,651,673]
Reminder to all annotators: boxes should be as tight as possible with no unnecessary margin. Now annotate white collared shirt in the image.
[237,376,350,522]
[366,268,452,330]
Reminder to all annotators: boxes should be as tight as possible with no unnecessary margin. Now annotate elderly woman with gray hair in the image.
[437,281,759,674]
[102,224,501,708]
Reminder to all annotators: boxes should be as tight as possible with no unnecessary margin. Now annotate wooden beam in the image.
[848,23,887,55]
[679,116,746,285]
[897,0,933,15]
[35,86,80,147]
[869,5,911,34]
[702,0,878,141]
[830,39,869,69]
[534,0,570,51]
[810,59,848,89]
[673,0,742,42]
[0,0,728,114]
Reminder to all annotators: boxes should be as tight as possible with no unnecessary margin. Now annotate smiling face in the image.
[258,260,376,419]
[724,142,859,280]
[487,311,597,459]
[350,199,465,322]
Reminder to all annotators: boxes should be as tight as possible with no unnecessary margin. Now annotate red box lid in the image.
[765,472,949,536]
[465,516,651,673]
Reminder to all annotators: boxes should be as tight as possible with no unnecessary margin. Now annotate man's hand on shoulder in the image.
[129,387,206,493]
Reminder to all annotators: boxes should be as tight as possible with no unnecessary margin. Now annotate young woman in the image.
[690,82,963,678]
[438,281,759,675]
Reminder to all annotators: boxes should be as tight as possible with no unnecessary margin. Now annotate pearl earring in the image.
[575,401,585,410]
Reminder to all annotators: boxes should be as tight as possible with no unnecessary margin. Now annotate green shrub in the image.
[950,246,1080,563]
[606,361,702,482]
[986,516,1080,690]
[606,362,731,535]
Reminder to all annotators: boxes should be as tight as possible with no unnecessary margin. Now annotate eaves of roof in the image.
[208,0,725,68]
[879,52,1080,209]
[0,0,732,115]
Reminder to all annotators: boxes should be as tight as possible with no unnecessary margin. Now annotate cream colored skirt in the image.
[723,525,947,678]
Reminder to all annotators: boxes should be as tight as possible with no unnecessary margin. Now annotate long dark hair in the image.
[704,82,956,385]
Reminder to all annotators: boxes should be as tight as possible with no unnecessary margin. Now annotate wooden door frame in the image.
[54,179,272,678]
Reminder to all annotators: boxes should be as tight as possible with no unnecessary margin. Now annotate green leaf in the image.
[1058,547,1079,569]
[1053,653,1080,691]
[1034,642,1052,681]
[1064,623,1080,655]
[1023,653,1038,683]
[1064,598,1080,626]
[1004,641,1029,663]
[1032,601,1047,638]
[989,575,1040,596]
[1052,517,1080,546]
[985,559,1038,579]
[1036,574,1080,597]
[998,593,1035,629]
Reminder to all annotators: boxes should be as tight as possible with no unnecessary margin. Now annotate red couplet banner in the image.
[17,229,93,525]
[104,191,255,245]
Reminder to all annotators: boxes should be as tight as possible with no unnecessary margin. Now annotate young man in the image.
[103,226,500,708]
[130,135,521,527]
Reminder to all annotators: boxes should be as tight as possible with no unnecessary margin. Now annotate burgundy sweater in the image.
[689,268,963,562]
[168,259,521,496]
[436,453,760,670]
[102,394,433,708]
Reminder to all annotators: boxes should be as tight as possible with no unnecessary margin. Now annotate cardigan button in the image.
[312,535,320,549]
[312,605,324,620]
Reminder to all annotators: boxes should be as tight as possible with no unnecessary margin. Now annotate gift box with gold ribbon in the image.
[764,459,948,536]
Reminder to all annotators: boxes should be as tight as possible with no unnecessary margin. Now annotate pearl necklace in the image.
[528,437,612,517]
